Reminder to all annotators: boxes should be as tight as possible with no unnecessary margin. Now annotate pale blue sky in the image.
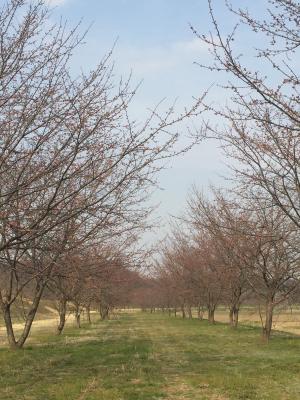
[45,1,267,239]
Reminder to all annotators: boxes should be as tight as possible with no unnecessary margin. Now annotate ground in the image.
[0,310,300,400]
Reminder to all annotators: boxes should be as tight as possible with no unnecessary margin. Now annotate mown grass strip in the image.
[0,312,300,399]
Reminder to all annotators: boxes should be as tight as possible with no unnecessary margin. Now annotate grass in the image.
[0,311,300,399]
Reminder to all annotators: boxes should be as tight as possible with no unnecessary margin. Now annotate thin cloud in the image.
[118,38,208,76]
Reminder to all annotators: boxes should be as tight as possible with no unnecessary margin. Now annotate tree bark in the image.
[16,284,45,348]
[99,303,109,320]
[233,308,239,328]
[86,305,91,324]
[262,301,274,342]
[181,304,186,319]
[2,304,17,349]
[75,304,81,328]
[197,305,204,320]
[229,308,234,326]
[229,307,239,328]
[57,298,67,335]
[208,306,215,324]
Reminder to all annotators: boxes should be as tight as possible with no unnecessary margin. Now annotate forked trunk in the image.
[1,283,45,349]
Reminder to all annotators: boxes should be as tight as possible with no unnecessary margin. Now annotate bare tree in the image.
[192,0,300,229]
[235,204,300,341]
[187,188,250,327]
[0,0,201,348]
[188,186,300,339]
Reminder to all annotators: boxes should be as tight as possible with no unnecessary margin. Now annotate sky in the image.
[43,0,267,241]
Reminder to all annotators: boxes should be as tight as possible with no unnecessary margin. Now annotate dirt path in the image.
[0,314,76,345]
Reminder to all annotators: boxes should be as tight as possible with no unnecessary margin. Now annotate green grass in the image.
[1,312,300,399]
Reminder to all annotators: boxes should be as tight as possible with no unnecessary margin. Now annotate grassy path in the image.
[0,312,300,399]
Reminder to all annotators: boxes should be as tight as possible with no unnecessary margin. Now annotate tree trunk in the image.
[197,305,204,320]
[208,306,215,324]
[75,304,81,328]
[229,307,233,325]
[262,301,274,342]
[16,284,45,348]
[100,303,109,320]
[174,307,177,317]
[229,286,242,328]
[233,308,239,328]
[229,306,239,328]
[2,304,17,349]
[1,282,45,349]
[181,304,186,319]
[57,298,67,335]
[86,305,91,324]
[187,305,193,319]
